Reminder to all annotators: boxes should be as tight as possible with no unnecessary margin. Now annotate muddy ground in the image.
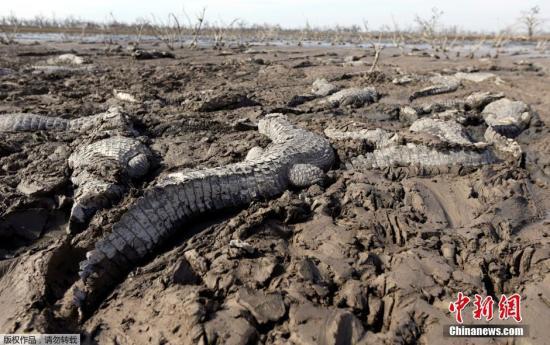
[0,41,549,344]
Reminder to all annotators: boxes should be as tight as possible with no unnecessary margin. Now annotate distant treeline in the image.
[1,8,548,48]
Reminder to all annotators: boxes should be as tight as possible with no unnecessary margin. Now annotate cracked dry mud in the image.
[0,42,549,345]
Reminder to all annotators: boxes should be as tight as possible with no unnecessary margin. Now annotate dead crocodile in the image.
[348,143,496,171]
[312,78,339,97]
[325,120,496,174]
[409,82,459,102]
[287,78,340,107]
[409,118,474,146]
[324,127,399,149]
[334,95,533,173]
[408,71,507,103]
[74,114,334,302]
[0,107,131,134]
[480,98,531,160]
[409,76,460,102]
[484,126,522,159]
[67,137,153,233]
[415,91,505,115]
[326,87,379,108]
[400,91,506,126]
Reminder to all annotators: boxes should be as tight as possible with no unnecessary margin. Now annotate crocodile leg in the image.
[245,147,264,161]
[288,164,326,188]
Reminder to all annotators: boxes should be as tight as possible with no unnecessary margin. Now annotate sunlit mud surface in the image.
[0,41,549,344]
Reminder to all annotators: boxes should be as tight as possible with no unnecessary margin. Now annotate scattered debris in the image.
[46,53,86,65]
[113,90,138,103]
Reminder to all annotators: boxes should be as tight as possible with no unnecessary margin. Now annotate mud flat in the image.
[0,41,549,344]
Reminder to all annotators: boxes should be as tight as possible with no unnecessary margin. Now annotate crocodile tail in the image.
[77,164,279,292]
[78,181,198,287]
[73,155,294,314]
[0,114,69,132]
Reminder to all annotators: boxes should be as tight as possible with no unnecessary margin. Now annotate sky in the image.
[2,0,549,33]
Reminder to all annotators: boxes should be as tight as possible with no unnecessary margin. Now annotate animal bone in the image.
[29,65,95,75]
[454,72,504,85]
[392,76,414,85]
[113,90,138,103]
[46,54,86,66]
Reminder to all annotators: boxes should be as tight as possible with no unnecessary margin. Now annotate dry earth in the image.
[0,41,549,344]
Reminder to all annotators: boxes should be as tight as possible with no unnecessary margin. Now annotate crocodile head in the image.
[78,107,136,135]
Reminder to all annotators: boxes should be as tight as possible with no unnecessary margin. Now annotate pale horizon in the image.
[2,0,549,34]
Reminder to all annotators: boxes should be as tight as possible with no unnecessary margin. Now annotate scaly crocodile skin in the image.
[68,137,152,233]
[0,107,131,134]
[77,114,334,293]
[326,87,379,108]
[324,127,399,148]
[409,118,473,146]
[348,143,496,170]
[409,81,459,101]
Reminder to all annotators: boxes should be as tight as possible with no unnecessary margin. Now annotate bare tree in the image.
[369,37,383,73]
[150,12,186,50]
[211,18,239,49]
[0,12,20,45]
[467,36,486,59]
[389,16,406,55]
[188,7,206,48]
[298,20,312,46]
[361,20,384,73]
[132,17,150,48]
[519,6,543,38]
[414,7,444,51]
